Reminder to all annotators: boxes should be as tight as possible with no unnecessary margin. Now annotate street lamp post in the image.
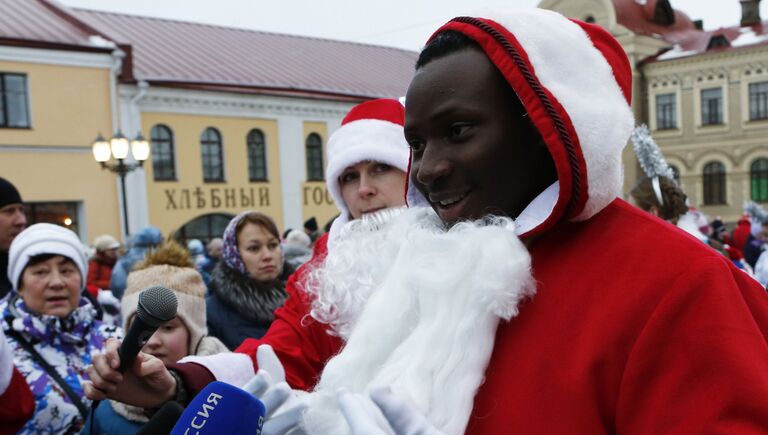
[92,131,150,236]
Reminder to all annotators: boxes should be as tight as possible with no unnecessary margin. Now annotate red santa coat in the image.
[0,368,35,435]
[466,199,768,434]
[229,201,768,433]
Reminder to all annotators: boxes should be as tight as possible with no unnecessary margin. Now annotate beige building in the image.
[0,1,122,240]
[0,0,416,243]
[541,0,768,222]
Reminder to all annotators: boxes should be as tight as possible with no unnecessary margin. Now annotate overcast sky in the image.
[57,0,768,51]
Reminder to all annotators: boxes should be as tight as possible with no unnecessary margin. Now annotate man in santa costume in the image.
[86,9,768,434]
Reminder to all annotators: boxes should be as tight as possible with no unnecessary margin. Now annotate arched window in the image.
[669,164,681,184]
[306,133,324,181]
[751,158,768,202]
[174,213,234,245]
[150,124,176,181]
[201,127,224,182]
[247,129,267,181]
[703,161,727,205]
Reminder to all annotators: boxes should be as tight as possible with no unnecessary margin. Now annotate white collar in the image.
[513,182,560,236]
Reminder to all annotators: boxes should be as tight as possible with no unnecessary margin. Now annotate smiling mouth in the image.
[431,192,469,209]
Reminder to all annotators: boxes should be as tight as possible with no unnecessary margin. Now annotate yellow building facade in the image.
[122,86,352,241]
[0,47,123,242]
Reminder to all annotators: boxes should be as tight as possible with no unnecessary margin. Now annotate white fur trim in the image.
[179,352,255,388]
[486,9,634,221]
[326,118,410,249]
[0,328,12,394]
[514,182,559,235]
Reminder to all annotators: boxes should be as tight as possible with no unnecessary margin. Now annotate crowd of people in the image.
[1,7,767,435]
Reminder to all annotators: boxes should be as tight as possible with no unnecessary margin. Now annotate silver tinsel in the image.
[744,201,768,224]
[630,124,676,182]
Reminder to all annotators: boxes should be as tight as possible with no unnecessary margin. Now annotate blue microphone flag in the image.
[170,381,265,435]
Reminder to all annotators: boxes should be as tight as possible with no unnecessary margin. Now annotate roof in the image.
[614,0,697,38]
[653,22,768,62]
[0,0,112,52]
[71,8,418,100]
[611,0,768,63]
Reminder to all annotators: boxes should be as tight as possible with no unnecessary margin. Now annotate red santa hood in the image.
[405,8,635,238]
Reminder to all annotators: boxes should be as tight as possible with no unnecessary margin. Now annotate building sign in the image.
[164,186,270,210]
[302,185,334,206]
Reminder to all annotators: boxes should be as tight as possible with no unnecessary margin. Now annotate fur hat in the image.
[121,241,209,354]
[8,223,87,291]
[326,98,410,244]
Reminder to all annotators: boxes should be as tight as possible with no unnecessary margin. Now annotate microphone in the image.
[118,286,178,372]
[136,401,185,435]
[170,381,266,435]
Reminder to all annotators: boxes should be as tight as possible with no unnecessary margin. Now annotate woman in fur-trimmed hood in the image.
[205,211,294,350]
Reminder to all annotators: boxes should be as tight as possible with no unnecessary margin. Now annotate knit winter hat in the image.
[0,177,22,209]
[122,242,208,354]
[405,9,635,238]
[8,223,87,291]
[304,217,318,233]
[326,98,411,244]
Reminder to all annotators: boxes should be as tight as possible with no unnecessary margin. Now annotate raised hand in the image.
[83,337,176,408]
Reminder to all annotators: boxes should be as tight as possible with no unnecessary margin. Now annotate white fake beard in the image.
[302,207,536,435]
[303,207,405,339]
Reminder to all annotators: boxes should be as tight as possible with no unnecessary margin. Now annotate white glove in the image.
[338,386,445,435]
[242,345,307,435]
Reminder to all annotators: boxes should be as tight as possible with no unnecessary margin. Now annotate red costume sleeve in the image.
[616,257,768,433]
[235,233,344,391]
[0,367,34,435]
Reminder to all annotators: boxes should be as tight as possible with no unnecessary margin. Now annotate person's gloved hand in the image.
[338,386,445,435]
[243,345,307,435]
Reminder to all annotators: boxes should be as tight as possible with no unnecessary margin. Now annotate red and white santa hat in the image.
[406,8,635,238]
[326,98,410,244]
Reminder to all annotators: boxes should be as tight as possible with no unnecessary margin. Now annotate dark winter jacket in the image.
[0,250,11,299]
[206,261,293,350]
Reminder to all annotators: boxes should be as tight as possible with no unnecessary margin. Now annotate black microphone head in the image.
[136,286,178,327]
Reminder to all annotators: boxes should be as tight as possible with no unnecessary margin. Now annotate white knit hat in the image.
[8,223,87,291]
[326,98,411,244]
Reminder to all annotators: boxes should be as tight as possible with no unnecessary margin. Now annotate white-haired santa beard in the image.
[301,207,536,435]
[302,206,407,339]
